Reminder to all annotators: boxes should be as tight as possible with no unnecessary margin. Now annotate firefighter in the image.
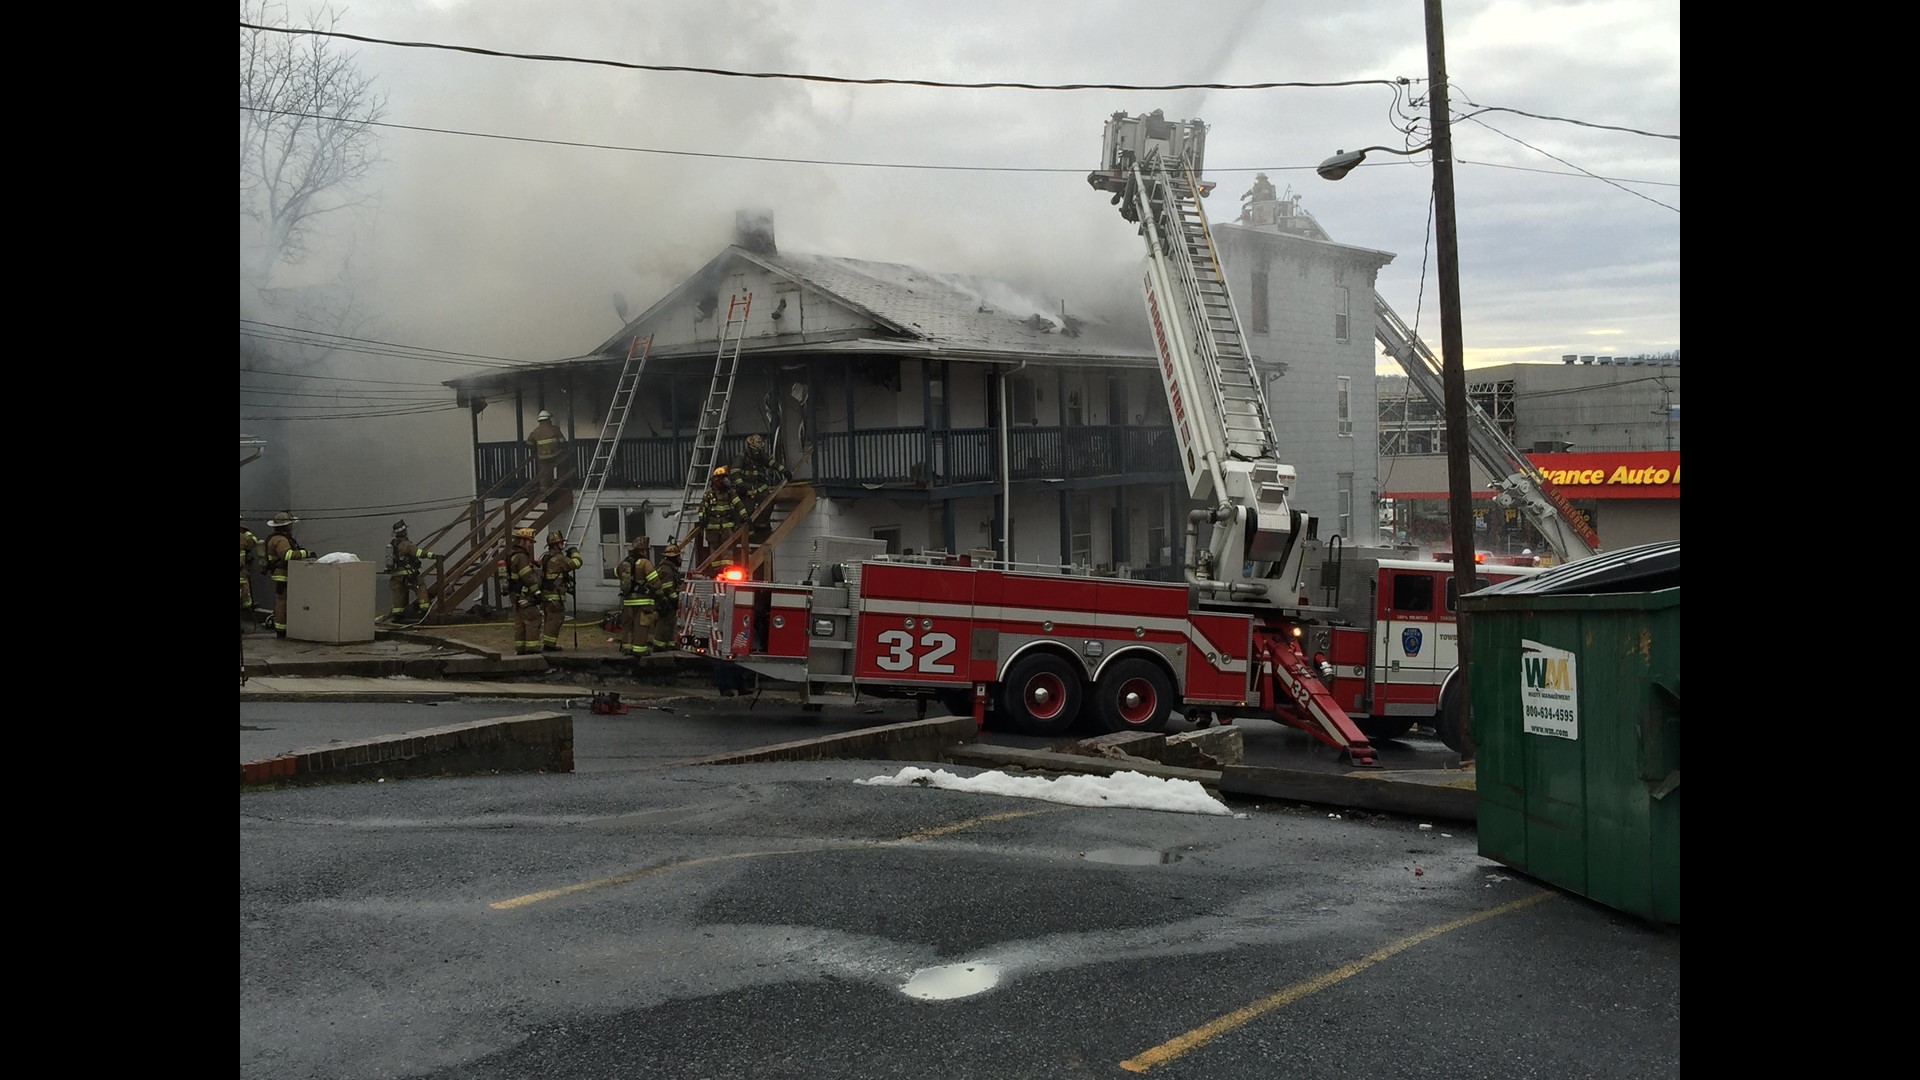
[385,520,438,621]
[526,409,569,484]
[240,515,260,623]
[539,529,583,651]
[616,536,660,658]
[727,433,790,552]
[729,433,789,506]
[648,541,684,653]
[495,528,545,655]
[263,511,312,638]
[696,466,746,569]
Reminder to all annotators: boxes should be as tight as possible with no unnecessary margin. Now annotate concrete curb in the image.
[1218,764,1479,823]
[685,716,978,765]
[240,712,574,789]
[944,744,1225,786]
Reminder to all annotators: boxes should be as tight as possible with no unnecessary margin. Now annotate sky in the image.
[242,0,1680,378]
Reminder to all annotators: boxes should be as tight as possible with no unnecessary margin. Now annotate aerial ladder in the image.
[1373,298,1601,562]
[1090,109,1377,765]
[1088,109,1321,612]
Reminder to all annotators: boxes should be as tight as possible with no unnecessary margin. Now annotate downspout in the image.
[1000,359,1027,564]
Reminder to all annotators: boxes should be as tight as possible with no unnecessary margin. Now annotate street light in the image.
[1315,145,1429,182]
[1319,0,1480,761]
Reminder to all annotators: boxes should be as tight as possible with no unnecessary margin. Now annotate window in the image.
[1250,270,1269,333]
[1071,494,1093,567]
[1337,471,1354,539]
[1390,573,1434,613]
[927,505,947,554]
[1445,575,1494,613]
[1336,375,1353,437]
[1146,492,1168,566]
[1334,286,1350,342]
[872,526,902,555]
[1007,373,1037,425]
[599,505,650,579]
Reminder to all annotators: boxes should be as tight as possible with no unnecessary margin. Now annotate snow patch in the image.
[855,766,1233,817]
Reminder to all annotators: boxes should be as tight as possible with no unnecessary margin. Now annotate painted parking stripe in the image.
[1117,891,1556,1072]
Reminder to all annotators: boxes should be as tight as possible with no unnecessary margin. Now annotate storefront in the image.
[1377,450,1679,557]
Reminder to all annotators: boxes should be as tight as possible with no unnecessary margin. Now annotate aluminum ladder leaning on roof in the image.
[669,293,754,546]
[562,334,653,552]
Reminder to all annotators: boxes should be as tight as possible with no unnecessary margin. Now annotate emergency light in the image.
[722,566,746,582]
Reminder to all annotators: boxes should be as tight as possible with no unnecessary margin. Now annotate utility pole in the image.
[1427,0,1479,762]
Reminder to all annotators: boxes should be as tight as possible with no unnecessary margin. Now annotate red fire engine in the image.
[678,112,1541,766]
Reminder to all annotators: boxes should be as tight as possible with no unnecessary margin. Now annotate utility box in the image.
[1460,542,1679,925]
[286,558,378,644]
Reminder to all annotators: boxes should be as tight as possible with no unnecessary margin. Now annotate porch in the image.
[474,423,1180,491]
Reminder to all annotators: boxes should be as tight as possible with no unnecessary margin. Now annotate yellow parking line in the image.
[1118,891,1556,1073]
[490,807,1064,910]
[888,808,1061,844]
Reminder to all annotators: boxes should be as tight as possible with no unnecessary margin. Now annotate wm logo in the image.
[1523,656,1571,690]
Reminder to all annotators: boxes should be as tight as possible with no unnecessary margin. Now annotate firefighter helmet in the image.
[392,519,408,535]
[536,409,552,422]
[662,543,682,560]
[547,530,565,546]
[513,528,537,542]
[711,466,728,479]
[631,535,650,551]
[268,511,299,528]
[746,433,767,453]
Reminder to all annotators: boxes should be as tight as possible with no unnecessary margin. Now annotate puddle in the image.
[1081,847,1183,866]
[899,963,1002,1000]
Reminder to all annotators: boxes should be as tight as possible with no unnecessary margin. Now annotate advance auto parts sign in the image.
[1520,639,1578,739]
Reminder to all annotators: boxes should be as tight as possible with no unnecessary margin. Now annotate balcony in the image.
[476,424,1178,491]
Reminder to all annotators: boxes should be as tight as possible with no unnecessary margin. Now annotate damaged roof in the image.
[446,246,1156,390]
[742,249,1153,361]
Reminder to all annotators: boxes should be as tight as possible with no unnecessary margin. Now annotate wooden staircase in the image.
[411,465,576,622]
[688,477,818,581]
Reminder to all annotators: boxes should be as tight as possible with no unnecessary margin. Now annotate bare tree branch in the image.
[239,0,386,287]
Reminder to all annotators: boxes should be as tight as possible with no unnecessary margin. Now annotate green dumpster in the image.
[1459,542,1679,924]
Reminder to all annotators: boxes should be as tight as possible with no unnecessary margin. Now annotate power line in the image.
[1456,99,1677,141]
[241,368,455,388]
[238,104,1681,190]
[1460,116,1678,213]
[239,319,524,368]
[240,22,1400,93]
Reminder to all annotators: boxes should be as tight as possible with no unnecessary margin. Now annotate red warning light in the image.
[722,566,746,582]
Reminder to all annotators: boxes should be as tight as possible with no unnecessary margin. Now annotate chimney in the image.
[735,209,777,255]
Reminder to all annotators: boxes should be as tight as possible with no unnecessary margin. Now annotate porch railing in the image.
[476,425,1177,490]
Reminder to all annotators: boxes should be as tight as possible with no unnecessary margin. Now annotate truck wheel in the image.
[1093,658,1174,734]
[1000,654,1082,737]
[1434,671,1466,754]
[1358,716,1415,742]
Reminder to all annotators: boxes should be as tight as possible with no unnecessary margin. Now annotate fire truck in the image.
[679,111,1536,765]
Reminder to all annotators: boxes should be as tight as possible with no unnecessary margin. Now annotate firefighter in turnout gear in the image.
[648,542,684,653]
[240,516,260,621]
[617,536,661,658]
[728,433,789,504]
[496,528,545,655]
[696,466,746,569]
[264,511,311,638]
[727,433,790,552]
[385,520,438,621]
[526,409,569,484]
[540,530,582,651]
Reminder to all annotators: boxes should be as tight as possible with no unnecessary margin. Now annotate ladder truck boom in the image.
[1372,297,1601,562]
[1088,110,1319,610]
